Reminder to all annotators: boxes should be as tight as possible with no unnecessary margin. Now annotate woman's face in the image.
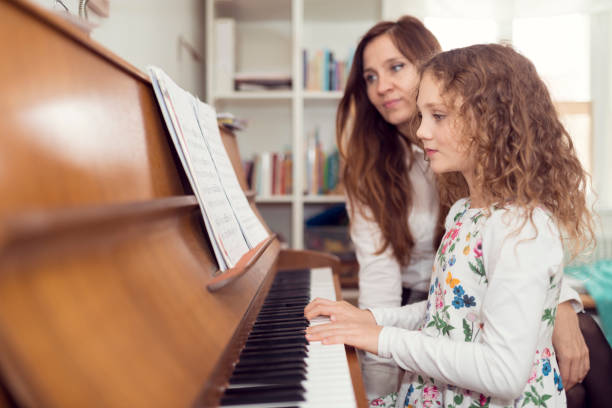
[363,34,419,136]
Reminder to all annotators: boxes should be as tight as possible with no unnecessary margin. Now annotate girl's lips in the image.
[425,148,437,156]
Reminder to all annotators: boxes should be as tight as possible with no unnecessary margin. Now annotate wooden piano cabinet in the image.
[0,1,367,407]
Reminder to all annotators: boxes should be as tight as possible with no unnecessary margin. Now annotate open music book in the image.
[148,66,269,271]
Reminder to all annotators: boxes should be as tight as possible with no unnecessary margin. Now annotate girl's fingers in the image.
[304,298,336,317]
[304,300,343,320]
[305,321,381,355]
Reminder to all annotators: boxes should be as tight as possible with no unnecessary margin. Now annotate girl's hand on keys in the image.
[305,320,382,355]
[304,298,376,325]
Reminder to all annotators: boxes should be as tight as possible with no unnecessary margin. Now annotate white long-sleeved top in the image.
[349,146,439,310]
[349,146,582,400]
[372,199,567,407]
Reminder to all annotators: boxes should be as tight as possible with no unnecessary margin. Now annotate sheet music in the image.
[194,101,269,248]
[148,67,249,270]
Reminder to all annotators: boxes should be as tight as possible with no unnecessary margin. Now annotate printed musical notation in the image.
[148,66,268,271]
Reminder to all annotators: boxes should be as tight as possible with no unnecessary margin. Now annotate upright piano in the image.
[0,1,367,406]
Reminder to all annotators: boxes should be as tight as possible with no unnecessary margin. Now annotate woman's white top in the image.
[348,146,439,309]
[372,199,567,407]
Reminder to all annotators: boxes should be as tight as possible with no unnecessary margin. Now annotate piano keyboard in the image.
[220,267,357,408]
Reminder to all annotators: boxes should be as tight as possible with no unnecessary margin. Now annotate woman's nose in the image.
[376,74,392,94]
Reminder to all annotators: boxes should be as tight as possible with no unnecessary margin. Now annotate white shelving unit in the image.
[206,0,381,248]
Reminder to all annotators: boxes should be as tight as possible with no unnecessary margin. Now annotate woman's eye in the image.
[364,73,377,84]
[417,112,423,119]
[391,63,404,72]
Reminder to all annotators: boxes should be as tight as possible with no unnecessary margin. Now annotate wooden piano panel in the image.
[0,1,280,406]
[0,0,184,218]
[0,206,280,407]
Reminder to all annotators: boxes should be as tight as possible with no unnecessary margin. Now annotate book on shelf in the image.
[305,127,341,195]
[148,66,269,271]
[303,47,355,92]
[247,149,293,197]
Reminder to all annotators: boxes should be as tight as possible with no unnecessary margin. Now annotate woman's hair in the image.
[337,16,441,265]
[421,43,595,257]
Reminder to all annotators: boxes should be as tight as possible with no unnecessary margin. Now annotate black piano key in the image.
[233,361,307,374]
[259,304,308,312]
[264,292,310,299]
[249,326,306,339]
[261,301,309,309]
[255,313,306,323]
[240,343,307,355]
[235,356,307,368]
[250,326,306,337]
[244,335,309,348]
[230,368,306,383]
[260,305,308,313]
[246,333,305,342]
[263,294,310,302]
[239,350,307,362]
[248,325,308,334]
[220,384,305,406]
[251,322,308,333]
[253,316,308,325]
[229,374,306,386]
[245,335,307,347]
[249,324,306,335]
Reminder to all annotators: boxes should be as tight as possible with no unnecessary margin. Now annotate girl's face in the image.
[363,34,419,137]
[416,73,474,178]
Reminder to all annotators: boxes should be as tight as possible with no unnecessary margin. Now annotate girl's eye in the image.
[433,113,446,121]
[417,112,423,119]
[391,63,404,72]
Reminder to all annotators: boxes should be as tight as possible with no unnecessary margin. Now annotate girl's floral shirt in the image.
[371,199,567,408]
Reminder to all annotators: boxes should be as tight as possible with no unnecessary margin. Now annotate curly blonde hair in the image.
[421,44,595,257]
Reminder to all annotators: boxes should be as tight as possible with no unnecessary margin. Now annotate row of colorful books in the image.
[245,151,294,196]
[305,130,341,195]
[303,48,355,92]
[243,145,340,197]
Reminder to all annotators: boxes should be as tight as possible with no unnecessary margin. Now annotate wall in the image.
[30,0,206,97]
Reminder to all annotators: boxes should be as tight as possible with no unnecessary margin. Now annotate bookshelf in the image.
[206,0,382,249]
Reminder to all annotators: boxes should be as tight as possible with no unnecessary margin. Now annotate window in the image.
[424,17,498,51]
[513,14,592,174]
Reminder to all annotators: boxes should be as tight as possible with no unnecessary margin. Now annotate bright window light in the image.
[424,17,498,51]
[512,14,590,102]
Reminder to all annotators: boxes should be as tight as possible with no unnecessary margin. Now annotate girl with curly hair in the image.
[306,43,596,407]
[337,16,590,403]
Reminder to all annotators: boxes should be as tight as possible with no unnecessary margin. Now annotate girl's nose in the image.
[416,119,426,140]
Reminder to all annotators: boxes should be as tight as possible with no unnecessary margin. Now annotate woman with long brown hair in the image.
[334,16,589,402]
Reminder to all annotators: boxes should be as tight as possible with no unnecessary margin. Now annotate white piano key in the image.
[299,267,357,408]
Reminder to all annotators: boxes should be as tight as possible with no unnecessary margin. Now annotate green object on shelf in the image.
[565,259,612,347]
